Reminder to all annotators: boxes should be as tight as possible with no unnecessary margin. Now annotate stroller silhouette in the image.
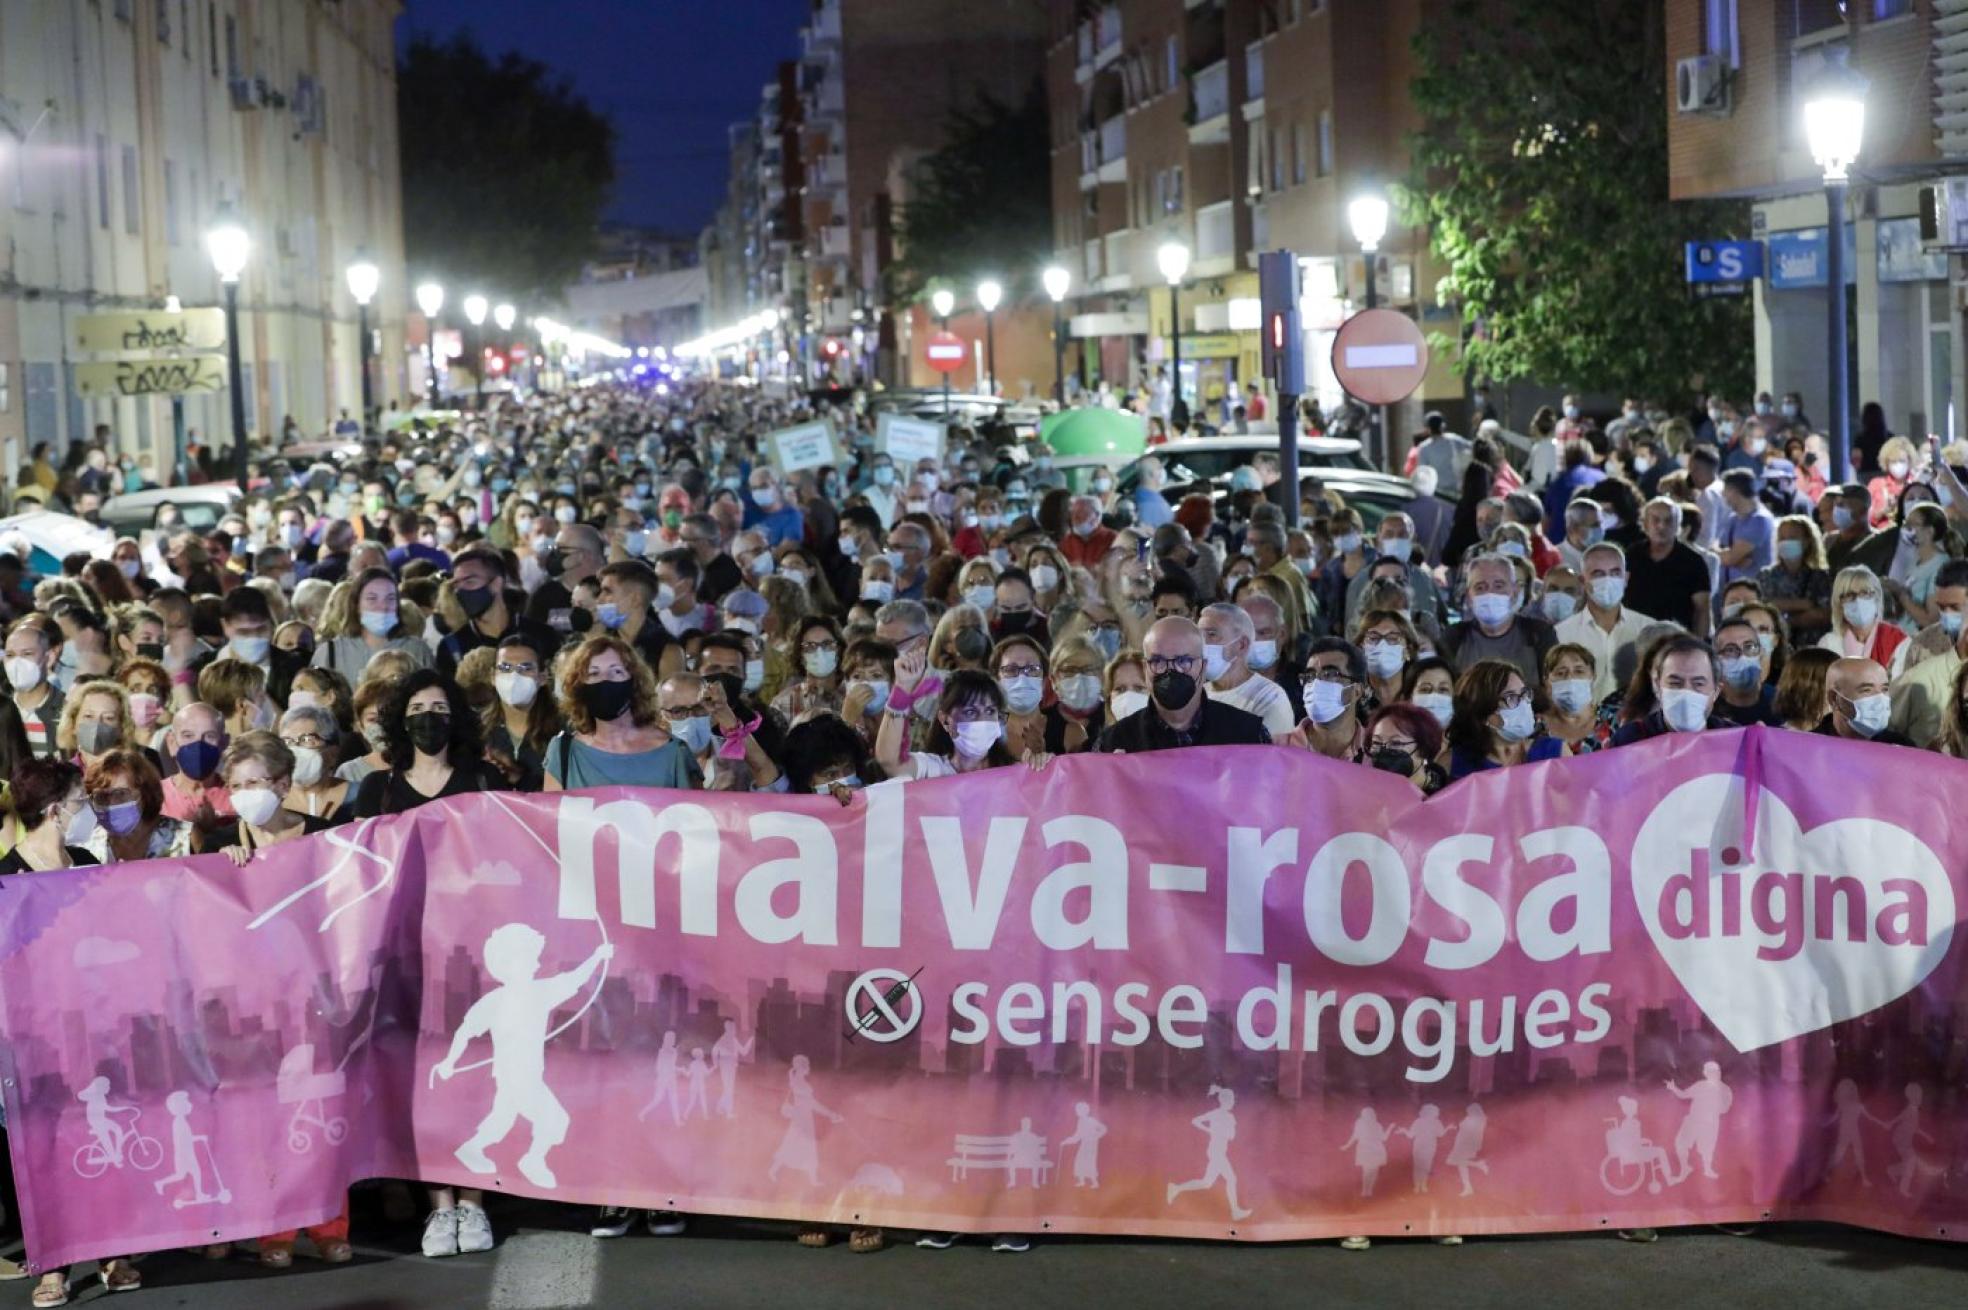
[277,1045,348,1155]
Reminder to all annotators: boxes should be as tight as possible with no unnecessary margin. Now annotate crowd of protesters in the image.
[0,373,1955,1297]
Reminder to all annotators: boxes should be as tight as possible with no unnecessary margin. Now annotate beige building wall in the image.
[0,0,406,486]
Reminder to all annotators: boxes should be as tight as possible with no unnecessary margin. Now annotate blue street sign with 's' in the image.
[1684,240,1763,284]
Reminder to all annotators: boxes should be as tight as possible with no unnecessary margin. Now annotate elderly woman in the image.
[1362,702,1449,794]
[336,677,395,790]
[57,679,145,773]
[930,603,993,674]
[314,567,434,681]
[1103,649,1149,723]
[1447,659,1564,780]
[83,747,191,863]
[279,705,351,821]
[1816,565,1908,677]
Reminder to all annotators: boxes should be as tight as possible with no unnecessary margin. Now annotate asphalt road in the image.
[17,1197,1968,1310]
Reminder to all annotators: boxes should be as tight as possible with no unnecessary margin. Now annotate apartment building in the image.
[0,0,407,478]
[1667,0,1961,439]
[1047,0,1459,425]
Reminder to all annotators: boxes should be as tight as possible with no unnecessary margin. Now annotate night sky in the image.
[397,0,812,235]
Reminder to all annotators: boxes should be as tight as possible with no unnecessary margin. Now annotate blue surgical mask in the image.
[671,715,712,753]
[1943,610,1965,639]
[597,602,629,630]
[229,635,271,664]
[1720,655,1762,690]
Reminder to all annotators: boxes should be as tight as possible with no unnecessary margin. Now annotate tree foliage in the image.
[398,34,617,305]
[1401,0,1752,403]
[888,79,1052,304]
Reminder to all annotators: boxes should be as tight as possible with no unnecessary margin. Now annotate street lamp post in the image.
[931,288,955,417]
[1042,265,1071,406]
[204,204,251,492]
[345,253,380,428]
[1804,62,1868,484]
[1348,193,1391,466]
[462,294,489,410]
[976,278,1003,397]
[493,303,516,399]
[1157,241,1190,424]
[415,282,444,409]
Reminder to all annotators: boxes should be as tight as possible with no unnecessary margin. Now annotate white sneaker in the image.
[644,1211,686,1236]
[420,1209,459,1259]
[456,1205,495,1254]
[1340,1235,1371,1251]
[590,1208,634,1239]
[990,1234,1031,1253]
[915,1232,958,1250]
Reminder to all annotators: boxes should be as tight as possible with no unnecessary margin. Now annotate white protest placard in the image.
[768,419,838,474]
[876,412,946,466]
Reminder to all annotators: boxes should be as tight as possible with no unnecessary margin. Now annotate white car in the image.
[0,511,115,574]
[100,484,241,537]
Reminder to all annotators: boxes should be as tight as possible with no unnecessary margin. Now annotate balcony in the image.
[1189,59,1229,145]
[1079,132,1099,189]
[1076,21,1094,82]
[1101,229,1133,291]
[818,224,850,260]
[1251,201,1269,257]
[1243,41,1266,120]
[810,152,846,193]
[809,0,840,47]
[1194,199,1236,276]
[809,79,844,121]
[1083,238,1104,285]
[1097,116,1127,182]
[1095,5,1122,68]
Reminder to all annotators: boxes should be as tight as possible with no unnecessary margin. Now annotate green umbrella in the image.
[1040,407,1147,459]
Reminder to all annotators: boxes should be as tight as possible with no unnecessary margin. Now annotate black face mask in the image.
[1151,670,1196,710]
[953,627,992,664]
[577,678,634,722]
[135,642,164,662]
[997,610,1032,635]
[540,548,567,579]
[456,584,498,619]
[405,711,452,755]
[1369,747,1415,777]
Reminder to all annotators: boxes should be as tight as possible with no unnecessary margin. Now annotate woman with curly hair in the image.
[350,668,491,818]
[543,633,699,791]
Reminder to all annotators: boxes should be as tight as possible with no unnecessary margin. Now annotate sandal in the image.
[101,1258,142,1292]
[795,1229,833,1248]
[848,1228,885,1253]
[316,1238,354,1263]
[31,1273,68,1309]
[259,1242,293,1268]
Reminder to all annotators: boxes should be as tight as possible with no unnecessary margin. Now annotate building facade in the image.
[0,0,407,484]
[1045,0,1458,428]
[1666,0,1961,442]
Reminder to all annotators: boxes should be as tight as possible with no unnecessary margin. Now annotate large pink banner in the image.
[2,726,1965,1269]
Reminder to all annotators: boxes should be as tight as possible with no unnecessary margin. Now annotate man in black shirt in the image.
[1096,617,1270,751]
[680,512,743,607]
[1814,657,1915,746]
[1624,497,1712,637]
[525,522,604,638]
[440,544,560,678]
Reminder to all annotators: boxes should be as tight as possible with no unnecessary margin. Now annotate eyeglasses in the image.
[1304,667,1354,684]
[1495,689,1533,709]
[798,640,839,656]
[999,662,1045,679]
[282,733,328,750]
[1372,738,1418,755]
[1714,642,1758,661]
[1361,633,1405,648]
[1145,655,1200,675]
[495,661,540,676]
[663,702,710,718]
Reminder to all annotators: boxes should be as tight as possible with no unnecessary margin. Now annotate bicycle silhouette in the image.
[73,1107,162,1179]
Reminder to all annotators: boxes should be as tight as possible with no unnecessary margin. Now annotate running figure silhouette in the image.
[430,923,613,1190]
[1165,1086,1253,1220]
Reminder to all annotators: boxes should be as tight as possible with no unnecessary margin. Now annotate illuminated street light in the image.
[1157,241,1191,413]
[344,253,380,425]
[204,203,251,491]
[1042,265,1071,405]
[414,282,444,407]
[1804,60,1868,482]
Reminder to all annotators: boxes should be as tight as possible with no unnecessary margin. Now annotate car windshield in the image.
[1149,445,1371,487]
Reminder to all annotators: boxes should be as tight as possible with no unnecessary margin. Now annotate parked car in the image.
[0,511,114,574]
[1115,436,1449,534]
[99,484,241,537]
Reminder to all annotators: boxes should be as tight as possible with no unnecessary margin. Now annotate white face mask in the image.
[1842,596,1880,630]
[963,585,996,612]
[860,579,893,604]
[1109,689,1150,720]
[744,658,765,693]
[1550,678,1594,716]
[495,671,538,708]
[1247,638,1278,671]
[290,747,325,788]
[4,656,43,692]
[1000,674,1044,715]
[62,801,97,846]
[1414,691,1453,727]
[1030,564,1060,593]
[1844,691,1891,738]
[1303,679,1352,725]
[1493,699,1535,743]
[1202,644,1232,682]
[1054,673,1103,712]
[952,719,1004,758]
[1658,688,1710,733]
[1364,642,1405,680]
[850,679,890,714]
[231,786,283,828]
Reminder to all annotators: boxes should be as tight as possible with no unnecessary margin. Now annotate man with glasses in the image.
[885,522,931,602]
[678,511,742,606]
[1096,616,1270,752]
[1709,615,1778,727]
[1443,554,1556,690]
[1293,638,1368,762]
[874,600,938,749]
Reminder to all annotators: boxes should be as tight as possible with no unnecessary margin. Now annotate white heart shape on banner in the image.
[1630,773,1954,1052]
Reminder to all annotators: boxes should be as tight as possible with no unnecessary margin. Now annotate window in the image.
[121,144,138,235]
[1870,0,1911,16]
[1286,0,1302,22]
[1317,109,1333,177]
[156,0,169,43]
[1703,0,1740,67]
[1246,122,1264,197]
[224,13,238,82]
[94,135,108,229]
[1169,164,1183,212]
[163,159,178,245]
[7,134,25,211]
[1268,126,1283,192]
[181,0,190,58]
[1790,0,1845,37]
[1166,35,1178,95]
[1290,122,1305,185]
[208,3,218,77]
